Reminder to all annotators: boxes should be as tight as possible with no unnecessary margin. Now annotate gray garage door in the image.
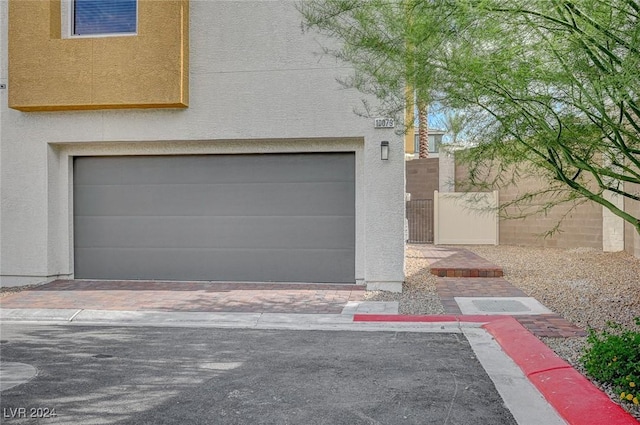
[73,153,355,283]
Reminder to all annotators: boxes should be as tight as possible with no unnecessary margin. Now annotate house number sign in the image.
[374,118,395,128]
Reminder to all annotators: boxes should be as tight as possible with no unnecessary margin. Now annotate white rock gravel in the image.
[0,284,41,299]
[364,246,445,315]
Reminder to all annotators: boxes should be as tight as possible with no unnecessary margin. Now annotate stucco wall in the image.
[0,0,405,290]
[8,0,188,110]
[624,181,640,258]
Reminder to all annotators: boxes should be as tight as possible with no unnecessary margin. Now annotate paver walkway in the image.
[413,244,587,338]
[0,280,365,314]
[1,246,587,337]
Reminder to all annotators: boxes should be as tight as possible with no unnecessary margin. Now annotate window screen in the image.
[73,0,137,36]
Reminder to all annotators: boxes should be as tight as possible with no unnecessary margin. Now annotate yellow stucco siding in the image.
[404,122,415,154]
[9,0,189,111]
[404,86,415,154]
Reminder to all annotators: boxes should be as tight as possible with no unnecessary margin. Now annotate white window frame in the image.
[61,0,138,39]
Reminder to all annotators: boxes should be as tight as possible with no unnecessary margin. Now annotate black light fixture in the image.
[381,141,389,160]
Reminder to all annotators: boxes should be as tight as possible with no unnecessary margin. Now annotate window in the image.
[71,0,137,37]
[414,133,443,154]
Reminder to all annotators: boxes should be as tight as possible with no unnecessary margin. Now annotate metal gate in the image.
[406,199,434,243]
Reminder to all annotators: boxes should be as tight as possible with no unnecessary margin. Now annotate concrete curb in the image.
[483,317,639,425]
[462,327,565,425]
[0,308,466,332]
[354,314,638,425]
[0,308,82,322]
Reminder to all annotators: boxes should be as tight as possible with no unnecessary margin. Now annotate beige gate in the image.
[434,191,499,245]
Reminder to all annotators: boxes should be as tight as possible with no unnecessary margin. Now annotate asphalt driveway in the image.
[0,323,516,425]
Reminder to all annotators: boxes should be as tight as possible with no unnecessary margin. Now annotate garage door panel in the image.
[75,155,355,186]
[74,153,355,283]
[74,216,355,250]
[75,182,354,217]
[74,247,355,283]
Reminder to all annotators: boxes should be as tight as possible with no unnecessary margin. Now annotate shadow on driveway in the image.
[0,324,516,424]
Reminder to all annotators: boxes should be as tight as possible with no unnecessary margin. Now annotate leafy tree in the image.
[437,111,471,146]
[300,0,640,234]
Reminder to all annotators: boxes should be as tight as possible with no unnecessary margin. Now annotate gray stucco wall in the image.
[0,0,405,290]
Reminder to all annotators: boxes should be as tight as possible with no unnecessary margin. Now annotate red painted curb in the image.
[354,314,638,425]
[484,317,638,425]
[482,317,569,375]
[529,369,638,424]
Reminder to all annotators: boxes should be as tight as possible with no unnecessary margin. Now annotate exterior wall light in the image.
[381,141,389,160]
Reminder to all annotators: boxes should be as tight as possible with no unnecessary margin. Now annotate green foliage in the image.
[581,318,640,404]
[300,0,640,234]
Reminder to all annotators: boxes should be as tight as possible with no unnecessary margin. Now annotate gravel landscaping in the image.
[364,246,445,315]
[464,245,640,332]
[0,284,41,299]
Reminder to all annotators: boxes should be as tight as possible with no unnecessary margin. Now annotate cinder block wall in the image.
[499,188,603,249]
[406,158,439,200]
[455,161,603,249]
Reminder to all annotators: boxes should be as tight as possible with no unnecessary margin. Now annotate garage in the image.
[73,153,355,283]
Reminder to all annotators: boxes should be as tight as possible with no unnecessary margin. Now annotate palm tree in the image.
[417,100,429,158]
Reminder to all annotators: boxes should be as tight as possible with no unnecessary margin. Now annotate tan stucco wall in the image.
[8,0,188,111]
[455,161,603,249]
